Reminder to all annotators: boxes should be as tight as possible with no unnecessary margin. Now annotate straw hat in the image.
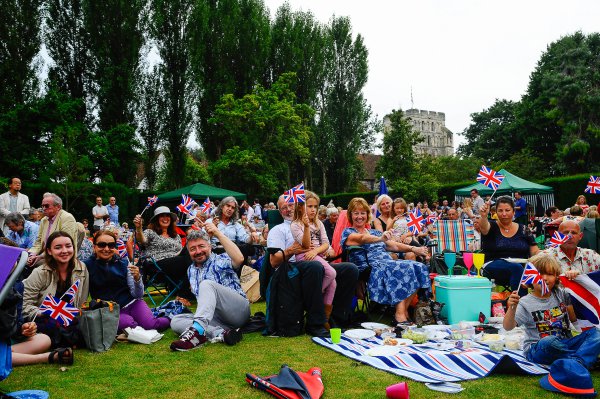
[149,206,177,224]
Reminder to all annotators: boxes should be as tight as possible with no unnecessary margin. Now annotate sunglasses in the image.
[41,204,52,209]
[96,242,116,249]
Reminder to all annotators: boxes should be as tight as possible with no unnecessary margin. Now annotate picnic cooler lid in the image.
[434,275,492,289]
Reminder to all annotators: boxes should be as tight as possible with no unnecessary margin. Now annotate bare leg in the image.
[394,292,417,322]
[404,252,417,261]
[11,334,53,366]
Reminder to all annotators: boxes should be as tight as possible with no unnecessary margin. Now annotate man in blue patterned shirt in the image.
[5,212,38,250]
[170,224,249,351]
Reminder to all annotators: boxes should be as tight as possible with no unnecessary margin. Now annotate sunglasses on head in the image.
[96,242,116,249]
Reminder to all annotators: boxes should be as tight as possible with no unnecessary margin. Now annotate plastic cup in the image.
[444,252,456,276]
[330,328,342,344]
[386,382,409,399]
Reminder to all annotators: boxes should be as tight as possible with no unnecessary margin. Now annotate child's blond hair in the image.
[527,252,562,290]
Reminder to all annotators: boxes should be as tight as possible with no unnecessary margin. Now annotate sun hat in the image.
[539,359,597,397]
[149,206,177,224]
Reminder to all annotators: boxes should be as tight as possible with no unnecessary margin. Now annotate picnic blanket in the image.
[312,336,548,383]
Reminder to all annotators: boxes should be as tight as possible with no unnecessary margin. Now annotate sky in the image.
[262,0,600,151]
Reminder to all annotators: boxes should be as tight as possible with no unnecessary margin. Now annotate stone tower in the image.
[384,109,454,157]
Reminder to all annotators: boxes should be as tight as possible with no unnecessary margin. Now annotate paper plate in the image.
[422,324,451,331]
[361,322,391,330]
[365,345,401,356]
[7,391,50,399]
[488,316,504,324]
[343,329,376,340]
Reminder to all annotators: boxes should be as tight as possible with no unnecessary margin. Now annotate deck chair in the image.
[0,245,28,382]
[141,256,184,307]
[429,219,475,275]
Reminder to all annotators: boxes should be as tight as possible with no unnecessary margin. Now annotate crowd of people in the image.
[2,176,600,382]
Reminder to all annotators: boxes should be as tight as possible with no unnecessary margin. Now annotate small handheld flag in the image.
[61,279,80,304]
[585,176,600,194]
[116,239,128,258]
[283,183,306,204]
[546,231,570,248]
[425,212,438,226]
[477,165,505,191]
[177,194,196,215]
[200,197,211,214]
[520,262,549,295]
[406,208,425,234]
[141,195,159,216]
[39,294,80,326]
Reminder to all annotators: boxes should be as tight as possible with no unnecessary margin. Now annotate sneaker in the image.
[223,328,243,346]
[170,327,207,351]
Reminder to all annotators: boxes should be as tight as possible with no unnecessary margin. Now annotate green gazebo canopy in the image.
[159,183,247,201]
[454,169,553,196]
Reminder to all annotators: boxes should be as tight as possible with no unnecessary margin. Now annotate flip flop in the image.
[48,347,74,365]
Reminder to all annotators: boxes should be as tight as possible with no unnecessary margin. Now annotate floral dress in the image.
[341,228,430,305]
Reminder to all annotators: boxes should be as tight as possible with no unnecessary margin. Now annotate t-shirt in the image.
[92,205,108,227]
[481,221,536,260]
[514,198,527,219]
[515,288,572,353]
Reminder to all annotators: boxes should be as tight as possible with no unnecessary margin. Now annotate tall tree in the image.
[83,0,145,183]
[135,65,166,190]
[0,0,42,112]
[44,0,91,123]
[318,16,376,193]
[376,109,423,194]
[192,0,271,161]
[208,73,313,197]
[148,0,196,188]
[520,31,600,174]
[457,99,523,164]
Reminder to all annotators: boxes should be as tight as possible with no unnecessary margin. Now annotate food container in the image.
[487,340,504,352]
[402,328,428,344]
[450,324,475,340]
[505,335,521,350]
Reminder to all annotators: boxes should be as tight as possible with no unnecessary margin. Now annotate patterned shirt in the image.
[7,220,39,249]
[545,246,600,275]
[142,229,182,260]
[187,253,246,299]
[206,218,249,245]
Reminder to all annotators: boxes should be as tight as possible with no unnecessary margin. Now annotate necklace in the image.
[498,222,511,233]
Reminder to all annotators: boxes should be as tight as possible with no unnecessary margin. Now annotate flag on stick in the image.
[177,194,196,215]
[520,262,549,295]
[406,208,425,234]
[585,176,600,194]
[283,183,306,204]
[39,294,80,326]
[141,195,159,215]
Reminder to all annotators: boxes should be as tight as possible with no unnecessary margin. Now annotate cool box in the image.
[434,275,492,324]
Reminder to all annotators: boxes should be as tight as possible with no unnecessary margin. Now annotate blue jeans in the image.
[482,259,527,296]
[525,328,600,369]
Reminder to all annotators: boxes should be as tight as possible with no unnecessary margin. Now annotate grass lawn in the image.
[2,300,599,398]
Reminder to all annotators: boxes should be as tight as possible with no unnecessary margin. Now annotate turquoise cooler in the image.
[434,275,492,324]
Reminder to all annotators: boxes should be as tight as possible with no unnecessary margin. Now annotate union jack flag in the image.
[546,231,570,248]
[425,212,438,226]
[177,194,196,214]
[283,183,305,204]
[147,195,159,207]
[520,262,549,295]
[200,197,211,214]
[39,294,80,326]
[116,239,128,258]
[476,165,505,191]
[61,279,80,304]
[406,208,425,234]
[585,176,600,194]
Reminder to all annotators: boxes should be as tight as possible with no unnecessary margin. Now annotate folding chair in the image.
[140,256,184,307]
[429,219,475,275]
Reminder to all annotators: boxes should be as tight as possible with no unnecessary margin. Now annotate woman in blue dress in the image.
[341,198,430,325]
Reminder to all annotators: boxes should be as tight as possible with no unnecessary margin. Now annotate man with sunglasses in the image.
[27,192,78,268]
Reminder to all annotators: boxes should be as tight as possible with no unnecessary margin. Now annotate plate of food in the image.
[382,337,413,346]
[343,329,376,340]
[361,322,391,330]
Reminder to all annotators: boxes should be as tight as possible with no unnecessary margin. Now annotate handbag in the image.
[80,300,120,352]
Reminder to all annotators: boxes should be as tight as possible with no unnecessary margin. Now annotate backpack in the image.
[0,287,19,341]
[260,250,304,337]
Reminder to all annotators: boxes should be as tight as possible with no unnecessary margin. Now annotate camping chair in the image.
[140,256,184,307]
[0,245,28,383]
[429,219,475,275]
[579,218,600,252]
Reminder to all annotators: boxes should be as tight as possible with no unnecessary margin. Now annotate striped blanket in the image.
[312,336,548,383]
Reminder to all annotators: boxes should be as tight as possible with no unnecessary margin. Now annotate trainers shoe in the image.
[223,328,243,346]
[170,327,207,351]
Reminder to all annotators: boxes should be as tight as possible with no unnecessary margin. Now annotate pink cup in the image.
[386,382,409,399]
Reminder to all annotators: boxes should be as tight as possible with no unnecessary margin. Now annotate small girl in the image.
[290,191,337,329]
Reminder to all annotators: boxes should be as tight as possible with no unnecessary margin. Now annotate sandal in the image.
[49,347,74,365]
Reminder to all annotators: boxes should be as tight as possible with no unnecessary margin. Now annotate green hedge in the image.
[0,178,153,224]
